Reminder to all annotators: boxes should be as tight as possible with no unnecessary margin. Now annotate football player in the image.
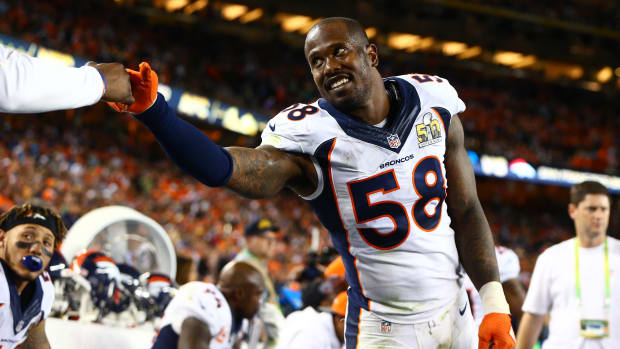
[151,262,265,349]
[0,204,66,349]
[113,17,514,349]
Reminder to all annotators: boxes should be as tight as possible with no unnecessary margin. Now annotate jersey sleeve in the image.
[397,74,466,116]
[497,247,521,282]
[166,283,225,337]
[521,250,552,315]
[259,103,325,155]
[0,44,104,113]
[40,272,55,320]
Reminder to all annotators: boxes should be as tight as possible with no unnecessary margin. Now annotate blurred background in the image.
[1,0,619,328]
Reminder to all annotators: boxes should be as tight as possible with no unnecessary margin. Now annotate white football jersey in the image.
[462,246,521,325]
[261,74,466,323]
[152,282,236,349]
[0,261,55,349]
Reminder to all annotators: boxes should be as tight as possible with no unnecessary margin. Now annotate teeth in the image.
[330,78,349,89]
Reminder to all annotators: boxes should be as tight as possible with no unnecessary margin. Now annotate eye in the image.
[44,240,53,248]
[312,57,323,67]
[335,47,346,57]
[23,233,32,240]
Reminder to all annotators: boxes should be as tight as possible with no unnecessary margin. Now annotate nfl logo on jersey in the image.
[387,134,401,148]
[380,320,392,334]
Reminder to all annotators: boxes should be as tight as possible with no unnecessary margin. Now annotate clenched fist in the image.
[87,62,134,104]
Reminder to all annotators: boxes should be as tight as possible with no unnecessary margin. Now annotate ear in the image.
[366,44,379,68]
[568,203,577,220]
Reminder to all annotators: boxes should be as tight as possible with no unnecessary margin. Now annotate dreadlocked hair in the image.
[0,203,67,248]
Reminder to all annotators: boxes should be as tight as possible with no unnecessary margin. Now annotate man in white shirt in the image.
[517,181,619,349]
[277,291,347,349]
[0,44,133,113]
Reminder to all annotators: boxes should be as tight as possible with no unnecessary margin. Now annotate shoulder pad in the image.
[395,74,466,116]
[260,101,335,155]
[39,272,55,318]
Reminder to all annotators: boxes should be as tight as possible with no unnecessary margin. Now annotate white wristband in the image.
[479,281,510,315]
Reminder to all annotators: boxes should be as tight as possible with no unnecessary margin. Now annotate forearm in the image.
[135,95,300,198]
[0,46,103,113]
[515,312,544,349]
[453,201,499,288]
[135,94,234,187]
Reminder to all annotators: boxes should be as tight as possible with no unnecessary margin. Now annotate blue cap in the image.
[245,218,279,237]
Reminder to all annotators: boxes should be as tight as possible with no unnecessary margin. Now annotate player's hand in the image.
[106,62,158,114]
[478,313,515,349]
[87,62,135,104]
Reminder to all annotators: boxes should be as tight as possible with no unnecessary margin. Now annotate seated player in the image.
[0,204,67,349]
[151,262,265,349]
[277,291,347,349]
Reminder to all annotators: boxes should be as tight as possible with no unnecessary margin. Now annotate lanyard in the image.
[575,238,610,308]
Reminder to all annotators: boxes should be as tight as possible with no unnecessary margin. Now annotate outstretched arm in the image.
[135,94,316,199]
[0,44,133,113]
[116,63,316,199]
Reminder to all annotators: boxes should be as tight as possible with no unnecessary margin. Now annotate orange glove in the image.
[478,313,515,349]
[107,62,158,114]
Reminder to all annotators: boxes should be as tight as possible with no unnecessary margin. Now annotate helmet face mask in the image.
[140,272,178,319]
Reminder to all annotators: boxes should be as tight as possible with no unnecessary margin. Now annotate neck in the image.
[577,232,605,248]
[245,248,265,262]
[1,260,30,294]
[14,279,28,294]
[348,73,390,125]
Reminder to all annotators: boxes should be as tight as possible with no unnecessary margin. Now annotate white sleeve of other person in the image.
[0,44,104,113]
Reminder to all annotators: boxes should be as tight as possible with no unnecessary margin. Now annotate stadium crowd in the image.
[1,0,619,175]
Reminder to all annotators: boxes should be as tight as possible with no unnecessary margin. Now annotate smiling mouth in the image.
[326,75,352,91]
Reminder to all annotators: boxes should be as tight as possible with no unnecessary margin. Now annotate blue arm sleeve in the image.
[134,93,233,187]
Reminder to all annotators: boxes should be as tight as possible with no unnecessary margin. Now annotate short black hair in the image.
[306,17,370,49]
[570,181,610,205]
